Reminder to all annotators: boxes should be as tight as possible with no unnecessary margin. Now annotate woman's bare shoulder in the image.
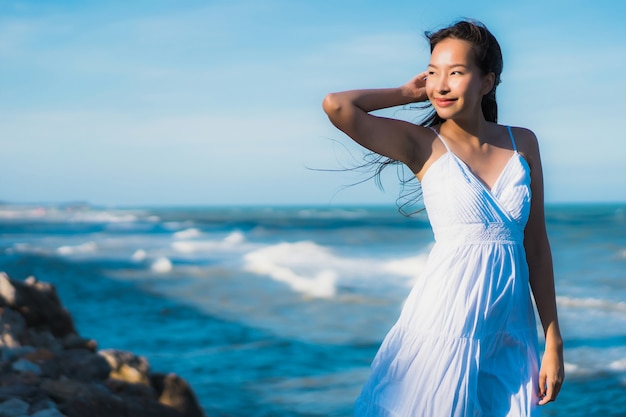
[508,126,540,153]
[506,126,543,171]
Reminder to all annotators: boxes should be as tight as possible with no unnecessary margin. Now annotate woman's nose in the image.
[436,74,449,94]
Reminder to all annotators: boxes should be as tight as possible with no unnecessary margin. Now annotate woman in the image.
[322,20,564,416]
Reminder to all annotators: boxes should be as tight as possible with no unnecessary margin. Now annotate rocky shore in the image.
[0,272,206,417]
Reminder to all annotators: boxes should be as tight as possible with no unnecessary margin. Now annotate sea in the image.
[0,203,624,417]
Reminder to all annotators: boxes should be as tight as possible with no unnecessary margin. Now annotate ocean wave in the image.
[0,205,144,223]
[173,228,203,240]
[609,357,626,372]
[242,240,428,298]
[243,241,337,298]
[69,211,139,223]
[557,296,626,312]
[563,345,626,381]
[56,241,98,255]
[8,243,50,256]
[172,231,245,253]
[0,206,49,220]
[564,357,626,379]
[252,367,366,415]
[131,249,148,262]
[151,257,173,273]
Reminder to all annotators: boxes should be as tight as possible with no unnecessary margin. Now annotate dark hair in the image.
[361,20,504,215]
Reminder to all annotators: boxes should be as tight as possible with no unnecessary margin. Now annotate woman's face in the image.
[426,37,492,122]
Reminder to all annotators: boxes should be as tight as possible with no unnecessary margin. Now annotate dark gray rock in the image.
[31,409,68,417]
[151,373,206,417]
[0,398,29,417]
[0,306,27,348]
[11,358,42,375]
[0,274,76,339]
[99,349,150,385]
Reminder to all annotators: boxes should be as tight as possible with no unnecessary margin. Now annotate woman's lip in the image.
[435,98,456,107]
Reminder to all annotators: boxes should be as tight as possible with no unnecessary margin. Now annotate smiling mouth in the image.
[435,98,456,107]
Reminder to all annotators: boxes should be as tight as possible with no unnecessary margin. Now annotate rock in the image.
[0,273,16,306]
[22,348,55,364]
[104,378,156,400]
[27,329,63,351]
[0,273,208,417]
[0,274,76,338]
[0,345,35,362]
[99,349,150,385]
[41,349,111,382]
[0,307,27,348]
[27,398,60,415]
[48,378,183,417]
[62,334,97,352]
[31,409,68,417]
[11,358,42,375]
[152,373,206,417]
[40,379,105,403]
[0,398,29,417]
[0,371,42,391]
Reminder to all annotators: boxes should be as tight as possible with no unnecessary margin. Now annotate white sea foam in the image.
[131,249,147,262]
[223,230,245,245]
[564,359,626,378]
[563,362,578,374]
[68,211,139,223]
[243,240,428,298]
[9,243,50,255]
[0,206,48,220]
[383,253,429,285]
[172,231,245,253]
[557,296,626,312]
[56,241,98,255]
[151,257,173,273]
[244,242,337,299]
[0,206,141,223]
[173,228,202,240]
[609,357,626,372]
[563,346,626,379]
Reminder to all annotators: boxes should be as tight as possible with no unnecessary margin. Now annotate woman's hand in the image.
[401,71,429,103]
[537,344,564,405]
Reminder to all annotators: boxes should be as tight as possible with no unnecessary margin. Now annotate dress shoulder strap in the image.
[506,126,518,152]
[431,126,517,152]
[429,127,451,152]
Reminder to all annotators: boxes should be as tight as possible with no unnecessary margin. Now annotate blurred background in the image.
[1,1,625,416]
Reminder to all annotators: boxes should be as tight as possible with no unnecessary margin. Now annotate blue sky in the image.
[1,0,625,206]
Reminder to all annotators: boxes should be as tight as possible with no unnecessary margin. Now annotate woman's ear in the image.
[481,72,496,96]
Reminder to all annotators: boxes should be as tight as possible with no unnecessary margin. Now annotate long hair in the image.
[362,20,504,215]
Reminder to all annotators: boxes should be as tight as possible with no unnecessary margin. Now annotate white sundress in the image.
[355,126,541,417]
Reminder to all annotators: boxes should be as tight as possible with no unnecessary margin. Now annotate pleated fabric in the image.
[355,128,541,417]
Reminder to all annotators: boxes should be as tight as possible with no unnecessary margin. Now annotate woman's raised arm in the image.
[322,72,434,171]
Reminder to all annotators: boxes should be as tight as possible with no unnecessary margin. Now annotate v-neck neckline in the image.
[448,150,519,195]
[430,127,520,195]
